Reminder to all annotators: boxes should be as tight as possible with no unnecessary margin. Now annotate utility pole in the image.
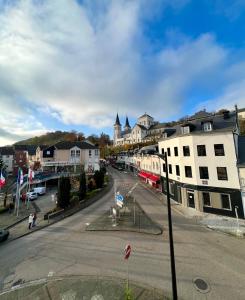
[165,152,178,299]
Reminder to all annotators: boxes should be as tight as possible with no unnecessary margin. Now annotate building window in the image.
[183,146,190,156]
[175,165,180,176]
[214,144,225,156]
[156,162,159,170]
[199,167,209,179]
[169,164,172,174]
[95,149,99,156]
[46,150,50,155]
[203,122,213,131]
[197,145,206,156]
[167,148,171,156]
[174,147,178,156]
[76,150,80,156]
[220,194,231,210]
[202,192,211,207]
[181,126,190,134]
[71,150,75,157]
[185,166,192,178]
[169,182,174,195]
[217,167,228,180]
[163,163,166,173]
[161,148,165,155]
[89,150,92,157]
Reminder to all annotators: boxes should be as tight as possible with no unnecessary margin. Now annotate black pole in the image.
[165,152,178,300]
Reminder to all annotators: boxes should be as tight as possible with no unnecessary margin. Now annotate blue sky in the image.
[0,0,244,145]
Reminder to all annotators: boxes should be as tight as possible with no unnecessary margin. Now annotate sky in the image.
[0,0,245,146]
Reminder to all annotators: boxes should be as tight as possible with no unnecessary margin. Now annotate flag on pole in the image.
[0,171,5,188]
[17,168,24,185]
[28,168,34,183]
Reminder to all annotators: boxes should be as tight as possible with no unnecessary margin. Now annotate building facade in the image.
[40,141,100,174]
[158,110,244,218]
[0,147,14,174]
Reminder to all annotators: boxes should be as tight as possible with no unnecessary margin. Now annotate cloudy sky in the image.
[0,0,244,145]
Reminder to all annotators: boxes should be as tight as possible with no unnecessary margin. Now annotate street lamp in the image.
[157,152,178,300]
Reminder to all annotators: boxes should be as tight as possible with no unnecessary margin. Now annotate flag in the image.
[17,168,24,185]
[28,168,35,183]
[0,171,5,188]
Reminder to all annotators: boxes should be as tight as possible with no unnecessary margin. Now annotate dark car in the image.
[0,229,9,242]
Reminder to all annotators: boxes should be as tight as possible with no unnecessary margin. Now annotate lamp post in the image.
[157,152,178,300]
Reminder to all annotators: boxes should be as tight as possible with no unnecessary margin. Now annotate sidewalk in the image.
[137,179,245,238]
[0,202,35,230]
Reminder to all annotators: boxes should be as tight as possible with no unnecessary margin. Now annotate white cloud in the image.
[0,0,244,146]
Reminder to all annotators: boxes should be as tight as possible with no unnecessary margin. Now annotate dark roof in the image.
[121,129,132,136]
[238,108,245,113]
[14,145,37,155]
[54,141,98,150]
[124,116,131,128]
[190,110,212,120]
[38,145,48,150]
[238,136,245,165]
[138,113,153,119]
[160,111,237,140]
[0,147,14,155]
[135,124,147,130]
[149,123,165,130]
[114,113,121,126]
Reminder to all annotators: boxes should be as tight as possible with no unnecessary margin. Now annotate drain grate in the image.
[193,278,210,293]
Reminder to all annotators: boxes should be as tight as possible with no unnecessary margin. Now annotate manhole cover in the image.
[193,278,210,293]
[12,279,25,287]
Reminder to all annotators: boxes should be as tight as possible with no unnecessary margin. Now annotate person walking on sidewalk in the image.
[28,213,33,230]
[32,212,37,227]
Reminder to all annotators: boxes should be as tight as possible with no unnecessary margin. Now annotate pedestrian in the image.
[28,213,33,229]
[32,212,37,227]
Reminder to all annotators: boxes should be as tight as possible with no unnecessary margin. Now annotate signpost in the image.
[124,244,132,291]
[116,193,124,208]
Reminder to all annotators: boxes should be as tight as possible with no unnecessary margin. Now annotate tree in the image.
[57,177,71,208]
[79,172,87,200]
[93,170,104,189]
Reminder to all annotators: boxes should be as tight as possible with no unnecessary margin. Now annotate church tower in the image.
[124,116,131,133]
[114,113,121,145]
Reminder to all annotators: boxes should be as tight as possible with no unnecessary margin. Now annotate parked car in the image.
[0,229,9,242]
[26,191,38,201]
[33,186,46,195]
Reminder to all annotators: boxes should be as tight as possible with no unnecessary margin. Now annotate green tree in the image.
[57,177,71,208]
[79,172,87,200]
[93,170,104,189]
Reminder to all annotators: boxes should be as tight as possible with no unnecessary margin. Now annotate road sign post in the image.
[124,244,131,290]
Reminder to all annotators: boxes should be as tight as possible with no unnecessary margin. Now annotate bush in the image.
[93,170,104,189]
[57,177,71,209]
[70,195,80,206]
[79,172,86,200]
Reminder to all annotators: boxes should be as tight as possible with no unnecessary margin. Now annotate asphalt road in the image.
[0,168,245,300]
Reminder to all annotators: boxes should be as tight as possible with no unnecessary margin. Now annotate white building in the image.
[158,110,245,218]
[40,141,100,174]
[113,113,166,146]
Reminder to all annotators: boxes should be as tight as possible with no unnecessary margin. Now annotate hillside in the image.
[15,131,85,146]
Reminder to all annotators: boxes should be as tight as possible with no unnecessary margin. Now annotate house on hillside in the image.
[40,141,100,174]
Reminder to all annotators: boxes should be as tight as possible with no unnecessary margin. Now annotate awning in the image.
[138,171,151,179]
[148,174,160,183]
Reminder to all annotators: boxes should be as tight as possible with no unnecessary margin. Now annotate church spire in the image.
[125,116,131,128]
[114,113,121,126]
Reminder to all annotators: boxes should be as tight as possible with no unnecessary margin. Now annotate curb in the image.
[5,177,114,243]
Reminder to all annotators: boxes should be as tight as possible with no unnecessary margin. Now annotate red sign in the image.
[124,244,131,260]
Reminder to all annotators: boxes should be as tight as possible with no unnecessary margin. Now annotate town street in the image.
[0,168,245,299]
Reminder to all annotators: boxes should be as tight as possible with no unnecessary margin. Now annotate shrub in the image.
[93,170,104,189]
[57,177,71,209]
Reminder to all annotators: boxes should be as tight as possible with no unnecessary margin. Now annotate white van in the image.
[33,187,46,195]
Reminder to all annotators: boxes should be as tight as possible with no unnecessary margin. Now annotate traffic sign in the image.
[116,193,124,207]
[124,244,131,260]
